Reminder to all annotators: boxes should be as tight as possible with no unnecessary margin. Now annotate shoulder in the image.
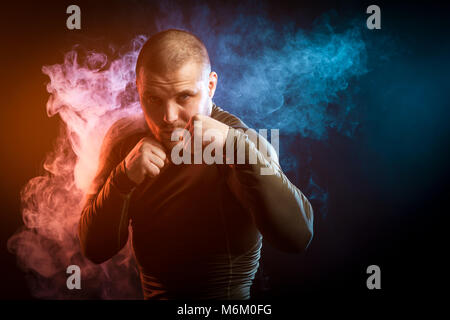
[100,113,149,162]
[212,104,280,166]
[88,113,149,194]
[211,103,249,130]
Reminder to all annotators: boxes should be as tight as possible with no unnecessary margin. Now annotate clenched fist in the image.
[124,136,168,185]
[183,114,230,149]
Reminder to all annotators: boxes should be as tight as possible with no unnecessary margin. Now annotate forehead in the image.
[138,62,206,94]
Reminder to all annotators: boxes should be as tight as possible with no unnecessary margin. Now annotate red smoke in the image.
[7,36,148,299]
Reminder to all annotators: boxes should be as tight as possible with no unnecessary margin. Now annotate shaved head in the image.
[135,29,211,80]
[134,29,218,151]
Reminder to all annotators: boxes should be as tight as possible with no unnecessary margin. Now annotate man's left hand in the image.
[183,114,230,151]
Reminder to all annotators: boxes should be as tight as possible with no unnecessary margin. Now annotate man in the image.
[78,29,314,299]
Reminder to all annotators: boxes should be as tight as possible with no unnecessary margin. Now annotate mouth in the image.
[160,128,184,141]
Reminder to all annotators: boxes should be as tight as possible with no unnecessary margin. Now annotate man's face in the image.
[137,61,217,151]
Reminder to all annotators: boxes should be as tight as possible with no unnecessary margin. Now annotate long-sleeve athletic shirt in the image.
[78,103,314,299]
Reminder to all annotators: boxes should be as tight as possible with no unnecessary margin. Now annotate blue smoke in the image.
[151,1,392,217]
[156,3,369,138]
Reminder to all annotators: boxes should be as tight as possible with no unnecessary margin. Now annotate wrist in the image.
[110,160,138,195]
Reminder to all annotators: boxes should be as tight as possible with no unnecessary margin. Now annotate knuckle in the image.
[138,144,147,152]
[150,165,160,176]
[157,156,165,167]
[138,155,147,165]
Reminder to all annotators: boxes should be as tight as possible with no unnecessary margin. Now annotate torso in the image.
[107,105,261,298]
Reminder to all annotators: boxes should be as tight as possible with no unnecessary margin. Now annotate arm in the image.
[223,128,314,253]
[78,131,137,264]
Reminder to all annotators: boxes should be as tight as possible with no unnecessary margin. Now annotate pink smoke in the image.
[7,36,148,299]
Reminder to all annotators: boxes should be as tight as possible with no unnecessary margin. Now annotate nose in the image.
[163,102,178,124]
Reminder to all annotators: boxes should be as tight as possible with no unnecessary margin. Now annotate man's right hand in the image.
[124,136,167,185]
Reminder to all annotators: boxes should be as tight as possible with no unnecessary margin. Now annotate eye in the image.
[177,94,191,103]
[145,95,161,104]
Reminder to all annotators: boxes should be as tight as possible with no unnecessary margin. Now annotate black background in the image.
[0,0,448,309]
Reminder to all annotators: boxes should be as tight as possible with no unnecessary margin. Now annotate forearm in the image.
[224,128,314,253]
[78,160,137,263]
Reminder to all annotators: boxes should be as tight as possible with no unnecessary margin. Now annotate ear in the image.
[208,71,218,99]
[136,76,141,94]
[135,69,142,94]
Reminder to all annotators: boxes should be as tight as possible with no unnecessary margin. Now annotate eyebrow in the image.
[176,89,197,96]
[143,89,198,97]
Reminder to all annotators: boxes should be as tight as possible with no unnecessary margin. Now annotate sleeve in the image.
[222,127,314,253]
[78,126,138,264]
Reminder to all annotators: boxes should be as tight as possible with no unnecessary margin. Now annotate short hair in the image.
[135,29,211,79]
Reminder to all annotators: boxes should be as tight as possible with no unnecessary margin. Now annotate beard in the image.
[158,126,187,152]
